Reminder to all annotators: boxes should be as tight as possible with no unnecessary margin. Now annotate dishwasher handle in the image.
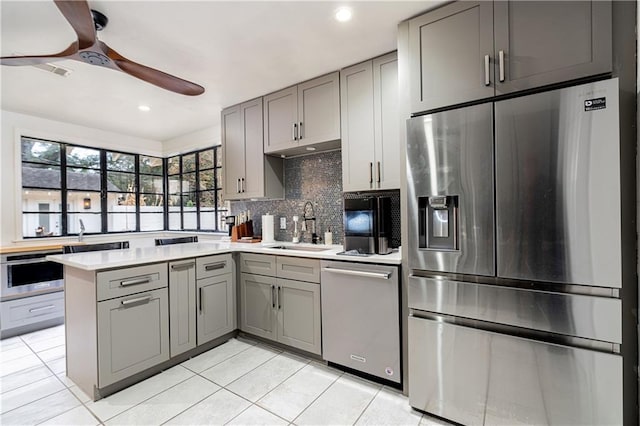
[322,267,390,280]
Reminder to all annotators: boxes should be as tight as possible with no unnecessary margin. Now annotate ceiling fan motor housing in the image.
[91,9,108,31]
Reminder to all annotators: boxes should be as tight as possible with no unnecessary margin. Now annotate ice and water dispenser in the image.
[418,195,459,250]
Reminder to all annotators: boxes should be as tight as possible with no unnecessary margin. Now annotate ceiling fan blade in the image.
[98,42,205,96]
[53,0,96,49]
[1,42,78,66]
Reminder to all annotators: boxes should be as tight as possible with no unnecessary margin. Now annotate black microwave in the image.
[344,196,392,254]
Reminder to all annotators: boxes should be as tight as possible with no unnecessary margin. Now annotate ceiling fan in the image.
[1,0,205,96]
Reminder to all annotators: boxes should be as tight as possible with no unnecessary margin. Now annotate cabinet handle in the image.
[377,161,381,184]
[199,287,203,313]
[204,262,226,271]
[298,122,303,140]
[271,285,276,308]
[322,267,391,280]
[484,54,490,86]
[171,262,195,271]
[121,295,152,306]
[237,178,240,193]
[120,277,151,287]
[292,123,297,141]
[277,286,282,310]
[369,162,373,184]
[499,50,505,82]
[241,178,245,193]
[29,305,55,313]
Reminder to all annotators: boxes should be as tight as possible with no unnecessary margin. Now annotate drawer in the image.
[276,256,320,283]
[196,254,233,279]
[1,292,64,330]
[97,263,168,301]
[239,253,276,276]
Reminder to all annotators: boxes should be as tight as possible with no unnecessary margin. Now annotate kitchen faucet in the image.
[302,201,321,244]
[78,219,85,242]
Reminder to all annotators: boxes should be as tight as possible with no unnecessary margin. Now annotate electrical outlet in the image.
[280,217,287,229]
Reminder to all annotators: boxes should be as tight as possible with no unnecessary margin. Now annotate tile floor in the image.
[0,325,452,425]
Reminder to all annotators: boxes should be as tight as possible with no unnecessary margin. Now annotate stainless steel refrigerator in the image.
[406,78,623,425]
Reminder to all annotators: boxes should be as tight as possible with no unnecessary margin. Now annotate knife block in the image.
[231,220,253,242]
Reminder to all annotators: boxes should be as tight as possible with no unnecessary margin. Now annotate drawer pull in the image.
[322,267,390,280]
[29,305,55,313]
[120,277,151,287]
[171,262,195,271]
[121,296,152,306]
[204,262,226,271]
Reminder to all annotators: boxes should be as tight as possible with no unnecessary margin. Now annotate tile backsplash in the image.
[230,150,344,244]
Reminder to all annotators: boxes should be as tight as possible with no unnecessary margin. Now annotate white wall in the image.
[0,110,164,245]
[163,125,220,157]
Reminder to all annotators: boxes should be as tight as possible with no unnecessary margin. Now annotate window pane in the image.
[182,172,196,193]
[107,152,135,172]
[200,212,216,230]
[68,213,101,233]
[108,193,137,210]
[67,191,101,213]
[199,191,215,230]
[168,195,181,208]
[199,170,214,190]
[140,193,163,207]
[168,176,181,194]
[23,164,61,189]
[22,190,62,213]
[215,168,222,189]
[182,153,196,173]
[184,212,197,229]
[199,190,215,208]
[182,193,197,207]
[199,149,214,169]
[67,146,100,169]
[216,148,222,167]
[21,139,60,164]
[168,212,181,230]
[107,171,135,192]
[140,213,164,231]
[108,213,137,232]
[67,167,100,190]
[140,156,164,175]
[168,156,180,175]
[140,175,163,193]
[23,213,61,237]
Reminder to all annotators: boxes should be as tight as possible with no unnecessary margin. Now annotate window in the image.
[167,147,227,232]
[20,136,221,238]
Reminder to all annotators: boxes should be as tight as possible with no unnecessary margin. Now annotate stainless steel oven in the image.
[1,250,64,301]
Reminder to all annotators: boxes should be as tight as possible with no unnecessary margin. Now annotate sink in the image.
[266,245,331,252]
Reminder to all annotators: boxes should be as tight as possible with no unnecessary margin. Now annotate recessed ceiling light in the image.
[138,105,151,112]
[334,7,352,22]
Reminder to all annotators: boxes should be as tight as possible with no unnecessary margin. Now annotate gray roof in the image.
[22,167,121,191]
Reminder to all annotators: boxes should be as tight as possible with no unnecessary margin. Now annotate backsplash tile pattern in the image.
[230,150,344,244]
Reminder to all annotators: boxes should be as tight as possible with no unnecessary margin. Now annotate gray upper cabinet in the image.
[264,72,341,156]
[222,98,284,201]
[409,1,494,114]
[168,260,197,357]
[493,1,611,95]
[341,52,400,192]
[408,1,612,113]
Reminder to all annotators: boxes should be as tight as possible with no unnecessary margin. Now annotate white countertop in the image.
[47,242,402,271]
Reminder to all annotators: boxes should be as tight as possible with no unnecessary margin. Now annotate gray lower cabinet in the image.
[408,1,612,113]
[0,291,64,338]
[196,254,236,345]
[239,254,321,355]
[97,287,169,388]
[168,259,197,357]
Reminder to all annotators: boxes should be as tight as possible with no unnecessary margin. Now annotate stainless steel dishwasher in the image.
[320,260,400,384]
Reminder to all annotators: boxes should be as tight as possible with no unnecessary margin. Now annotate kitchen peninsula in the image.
[48,242,401,400]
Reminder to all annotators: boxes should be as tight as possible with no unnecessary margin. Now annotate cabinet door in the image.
[239,273,277,341]
[264,86,298,154]
[97,288,169,387]
[373,52,400,190]
[408,1,494,113]
[241,98,266,198]
[297,72,341,147]
[197,273,235,345]
[494,1,611,95]
[222,105,245,200]
[169,260,197,357]
[340,60,376,192]
[276,278,321,355]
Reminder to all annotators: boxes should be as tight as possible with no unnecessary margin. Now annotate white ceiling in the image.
[1,1,441,143]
